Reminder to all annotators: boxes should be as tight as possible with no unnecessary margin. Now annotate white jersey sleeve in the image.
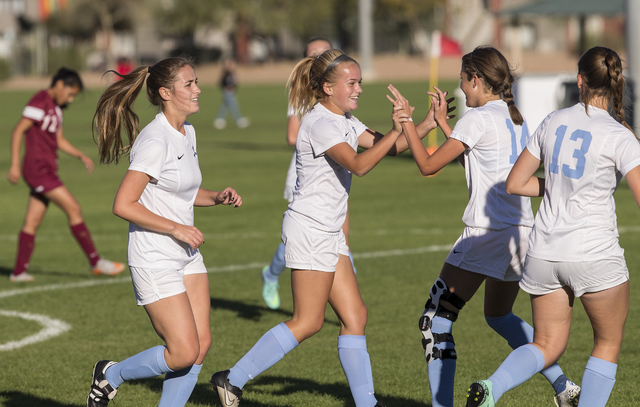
[129,137,167,182]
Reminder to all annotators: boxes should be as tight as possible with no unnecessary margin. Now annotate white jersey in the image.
[526,103,640,262]
[450,100,534,230]
[286,103,367,233]
[126,112,203,268]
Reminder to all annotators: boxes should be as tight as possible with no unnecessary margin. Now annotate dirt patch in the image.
[0,51,580,91]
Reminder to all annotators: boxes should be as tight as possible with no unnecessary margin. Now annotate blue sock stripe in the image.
[272,322,299,353]
[157,346,172,373]
[585,356,617,377]
[337,335,367,350]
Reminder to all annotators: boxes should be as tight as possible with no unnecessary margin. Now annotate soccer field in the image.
[1,79,639,407]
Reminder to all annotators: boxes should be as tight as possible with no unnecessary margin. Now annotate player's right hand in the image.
[7,165,20,184]
[172,224,205,250]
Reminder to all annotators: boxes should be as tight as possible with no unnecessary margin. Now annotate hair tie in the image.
[469,51,484,79]
[506,100,515,106]
[313,54,355,89]
[148,65,154,75]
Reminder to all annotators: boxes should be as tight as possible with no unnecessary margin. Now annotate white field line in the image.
[0,227,452,242]
[0,310,71,351]
[3,222,640,350]
[0,243,452,351]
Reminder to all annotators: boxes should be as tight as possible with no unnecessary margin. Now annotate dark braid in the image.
[462,47,523,125]
[578,46,633,133]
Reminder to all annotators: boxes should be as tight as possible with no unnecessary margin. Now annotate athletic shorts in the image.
[281,212,349,272]
[129,252,207,306]
[520,255,629,297]
[444,225,531,282]
[23,166,63,199]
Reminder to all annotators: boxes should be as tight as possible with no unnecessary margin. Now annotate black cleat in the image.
[87,360,118,407]
[211,370,243,407]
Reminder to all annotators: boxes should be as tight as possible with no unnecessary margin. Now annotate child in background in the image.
[213,58,250,130]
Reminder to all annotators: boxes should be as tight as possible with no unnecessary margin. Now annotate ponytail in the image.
[93,55,196,164]
[287,49,358,119]
[93,67,147,164]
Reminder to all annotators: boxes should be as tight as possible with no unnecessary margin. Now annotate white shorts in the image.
[445,225,531,282]
[129,252,207,306]
[520,255,629,297]
[281,212,349,272]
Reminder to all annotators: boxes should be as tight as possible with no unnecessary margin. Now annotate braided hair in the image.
[461,46,523,125]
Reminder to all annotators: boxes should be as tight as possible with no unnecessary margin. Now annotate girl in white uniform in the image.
[395,46,577,407]
[465,47,640,407]
[87,56,243,407]
[260,37,335,310]
[211,49,439,407]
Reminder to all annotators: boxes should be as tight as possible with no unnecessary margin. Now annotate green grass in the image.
[1,80,639,407]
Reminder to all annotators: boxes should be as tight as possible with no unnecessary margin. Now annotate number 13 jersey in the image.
[526,102,640,261]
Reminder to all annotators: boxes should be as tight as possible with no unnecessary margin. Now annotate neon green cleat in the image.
[466,380,495,407]
[261,266,280,309]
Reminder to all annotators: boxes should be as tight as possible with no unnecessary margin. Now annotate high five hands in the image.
[387,84,415,132]
[427,86,456,127]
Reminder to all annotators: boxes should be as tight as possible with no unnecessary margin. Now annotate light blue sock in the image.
[485,312,566,389]
[348,251,357,274]
[158,363,202,407]
[427,316,456,407]
[338,335,378,407]
[105,345,172,388]
[489,344,545,402]
[228,322,298,389]
[264,243,286,282]
[577,357,617,407]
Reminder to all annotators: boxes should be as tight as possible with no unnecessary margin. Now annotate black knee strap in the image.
[421,299,460,323]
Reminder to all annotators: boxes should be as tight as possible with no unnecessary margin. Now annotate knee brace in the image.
[418,278,466,364]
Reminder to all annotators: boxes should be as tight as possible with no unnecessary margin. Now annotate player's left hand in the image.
[216,187,243,208]
[387,84,415,132]
[80,155,94,174]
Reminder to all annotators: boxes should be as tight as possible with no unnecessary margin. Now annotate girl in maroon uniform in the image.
[7,67,124,282]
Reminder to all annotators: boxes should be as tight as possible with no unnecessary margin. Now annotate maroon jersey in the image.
[22,90,62,173]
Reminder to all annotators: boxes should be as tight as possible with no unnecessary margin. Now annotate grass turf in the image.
[0,79,639,407]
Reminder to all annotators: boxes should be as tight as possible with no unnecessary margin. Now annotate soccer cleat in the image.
[87,360,118,407]
[236,117,250,129]
[554,381,580,407]
[374,402,387,407]
[91,259,125,276]
[211,370,243,407]
[9,272,35,282]
[466,380,495,407]
[214,118,227,129]
[261,266,281,310]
